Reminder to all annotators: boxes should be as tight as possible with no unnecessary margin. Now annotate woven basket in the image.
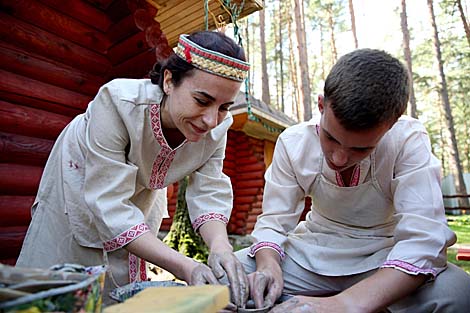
[0,263,106,313]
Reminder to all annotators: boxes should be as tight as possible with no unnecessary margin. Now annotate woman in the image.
[16,31,250,307]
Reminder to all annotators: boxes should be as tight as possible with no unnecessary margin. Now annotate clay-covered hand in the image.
[208,251,249,308]
[248,263,283,309]
[188,261,219,285]
[268,295,353,313]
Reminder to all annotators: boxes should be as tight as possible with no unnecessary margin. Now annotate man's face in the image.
[318,96,393,172]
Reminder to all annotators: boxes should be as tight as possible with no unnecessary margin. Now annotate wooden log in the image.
[237,155,260,165]
[0,42,105,97]
[0,101,72,140]
[106,0,132,23]
[0,258,17,266]
[0,13,111,76]
[0,195,34,226]
[235,188,260,197]
[234,196,256,205]
[0,164,43,195]
[109,49,156,79]
[246,214,258,223]
[107,31,150,66]
[236,171,265,181]
[106,13,140,45]
[3,0,111,53]
[233,204,251,212]
[37,0,113,32]
[0,69,91,111]
[0,132,53,166]
[237,163,265,172]
[0,91,84,117]
[0,226,27,259]
[236,179,265,189]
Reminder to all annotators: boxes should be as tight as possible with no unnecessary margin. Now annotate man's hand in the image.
[208,251,249,308]
[248,264,283,309]
[268,295,352,313]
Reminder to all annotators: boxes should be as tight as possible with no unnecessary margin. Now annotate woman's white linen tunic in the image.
[17,78,233,284]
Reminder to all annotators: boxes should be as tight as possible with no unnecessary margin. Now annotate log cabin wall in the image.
[160,130,267,236]
[0,0,158,265]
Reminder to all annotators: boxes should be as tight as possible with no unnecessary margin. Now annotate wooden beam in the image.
[0,164,43,195]
[109,49,156,79]
[0,42,105,97]
[0,91,84,117]
[0,132,54,166]
[107,31,149,65]
[0,101,72,140]
[3,0,111,53]
[38,0,113,32]
[0,13,111,76]
[0,195,34,227]
[0,226,28,260]
[0,69,91,111]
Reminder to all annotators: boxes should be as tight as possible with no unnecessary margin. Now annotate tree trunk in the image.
[163,177,209,263]
[259,7,271,105]
[427,0,469,207]
[348,0,358,48]
[278,0,285,112]
[293,0,312,121]
[400,0,417,118]
[326,4,338,62]
[287,1,300,121]
[456,0,470,47]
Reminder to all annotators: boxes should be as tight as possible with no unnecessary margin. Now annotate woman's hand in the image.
[208,250,249,308]
[248,265,283,309]
[187,260,220,285]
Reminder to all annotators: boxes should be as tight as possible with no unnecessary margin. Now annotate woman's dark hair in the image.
[149,31,247,89]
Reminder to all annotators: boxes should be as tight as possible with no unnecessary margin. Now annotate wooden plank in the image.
[0,13,111,76]
[0,132,53,166]
[0,164,43,195]
[0,42,105,97]
[0,226,28,259]
[0,69,91,111]
[0,195,34,227]
[0,101,72,140]
[0,91,84,117]
[2,0,111,53]
[38,0,113,32]
[106,0,132,23]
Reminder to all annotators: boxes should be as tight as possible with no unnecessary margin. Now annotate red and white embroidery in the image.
[248,241,286,260]
[335,165,360,187]
[149,104,186,189]
[129,253,148,282]
[192,212,228,231]
[382,260,437,277]
[103,223,150,252]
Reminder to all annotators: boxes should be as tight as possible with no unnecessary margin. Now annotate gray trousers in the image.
[235,248,470,313]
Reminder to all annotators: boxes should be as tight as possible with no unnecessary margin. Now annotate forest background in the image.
[230,0,470,204]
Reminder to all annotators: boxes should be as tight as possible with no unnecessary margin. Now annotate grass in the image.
[447,214,470,273]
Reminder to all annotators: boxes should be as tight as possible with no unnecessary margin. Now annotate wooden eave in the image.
[230,106,291,142]
[148,0,264,47]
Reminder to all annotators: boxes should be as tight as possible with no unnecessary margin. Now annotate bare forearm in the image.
[125,232,195,281]
[338,268,427,313]
[199,220,232,251]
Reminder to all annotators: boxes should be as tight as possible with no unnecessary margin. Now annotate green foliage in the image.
[163,177,209,263]
[447,215,470,274]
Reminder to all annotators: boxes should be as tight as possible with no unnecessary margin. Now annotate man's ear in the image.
[318,94,325,114]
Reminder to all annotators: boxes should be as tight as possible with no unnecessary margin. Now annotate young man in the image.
[236,49,470,312]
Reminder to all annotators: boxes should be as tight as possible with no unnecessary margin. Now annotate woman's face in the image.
[162,69,241,142]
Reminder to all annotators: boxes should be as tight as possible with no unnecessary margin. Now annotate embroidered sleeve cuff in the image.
[248,242,286,260]
[103,223,150,252]
[381,260,437,278]
[192,212,229,231]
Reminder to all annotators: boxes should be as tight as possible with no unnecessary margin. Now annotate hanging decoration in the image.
[204,0,283,134]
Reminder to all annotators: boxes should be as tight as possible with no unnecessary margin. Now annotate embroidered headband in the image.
[175,34,250,82]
